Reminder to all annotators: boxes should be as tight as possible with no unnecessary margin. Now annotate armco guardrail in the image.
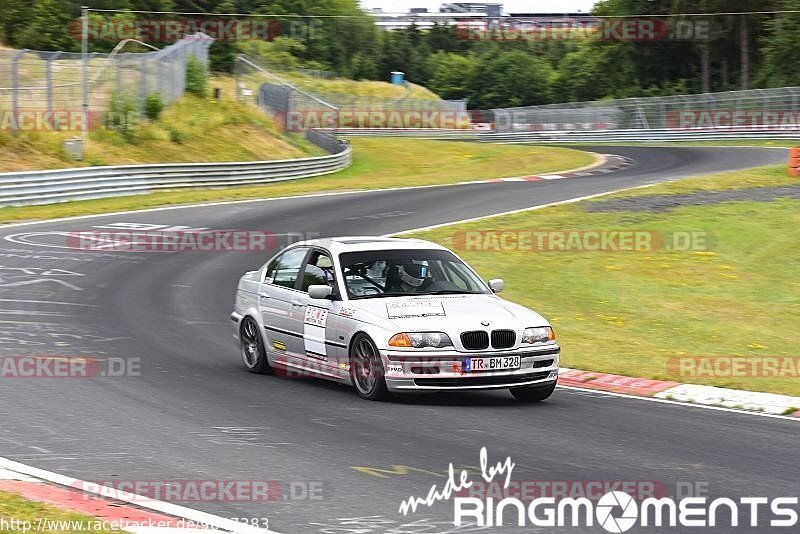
[330,126,800,142]
[335,128,478,139]
[0,132,350,207]
[478,128,800,143]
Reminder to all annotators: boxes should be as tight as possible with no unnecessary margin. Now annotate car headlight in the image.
[388,332,453,348]
[521,326,555,344]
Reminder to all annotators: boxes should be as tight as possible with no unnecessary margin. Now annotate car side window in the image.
[300,250,336,292]
[263,255,281,282]
[272,247,308,289]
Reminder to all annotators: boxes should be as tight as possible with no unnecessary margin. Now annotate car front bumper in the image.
[382,345,560,392]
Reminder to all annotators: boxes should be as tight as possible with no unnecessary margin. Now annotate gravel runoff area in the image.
[585,184,800,212]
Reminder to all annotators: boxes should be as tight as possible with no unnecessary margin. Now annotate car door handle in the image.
[291,300,304,307]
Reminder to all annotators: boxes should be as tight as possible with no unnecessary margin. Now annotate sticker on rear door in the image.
[305,306,328,327]
[304,306,329,360]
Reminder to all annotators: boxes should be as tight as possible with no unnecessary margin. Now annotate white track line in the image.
[0,457,279,534]
[559,386,799,422]
[387,183,658,236]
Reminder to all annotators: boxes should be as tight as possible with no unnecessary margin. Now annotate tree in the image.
[17,0,77,50]
[466,49,554,109]
[0,0,33,47]
[425,51,477,100]
[551,41,640,102]
[209,0,237,72]
[757,0,800,86]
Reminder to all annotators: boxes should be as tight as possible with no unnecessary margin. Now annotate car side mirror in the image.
[308,285,333,300]
[488,279,505,293]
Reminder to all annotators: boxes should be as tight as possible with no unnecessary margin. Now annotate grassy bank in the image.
[282,72,440,100]
[409,165,800,396]
[0,77,322,173]
[0,490,125,533]
[0,139,595,224]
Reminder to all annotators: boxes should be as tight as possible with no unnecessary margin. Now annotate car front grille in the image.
[491,329,516,349]
[532,359,555,368]
[414,371,552,388]
[461,331,489,350]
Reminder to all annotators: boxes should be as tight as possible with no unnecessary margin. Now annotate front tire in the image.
[510,381,556,402]
[350,334,391,401]
[240,317,272,374]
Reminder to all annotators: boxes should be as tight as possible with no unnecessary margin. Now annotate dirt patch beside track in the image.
[586,184,800,212]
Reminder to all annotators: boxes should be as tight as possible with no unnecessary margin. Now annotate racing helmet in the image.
[397,262,429,288]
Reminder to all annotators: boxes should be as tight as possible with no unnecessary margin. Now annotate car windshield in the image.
[339,249,491,299]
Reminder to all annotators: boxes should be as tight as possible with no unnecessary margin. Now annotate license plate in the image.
[465,356,520,372]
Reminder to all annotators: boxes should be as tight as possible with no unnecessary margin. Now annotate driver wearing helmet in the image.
[386,262,431,293]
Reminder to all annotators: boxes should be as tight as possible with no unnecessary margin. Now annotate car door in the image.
[259,246,310,362]
[293,248,342,378]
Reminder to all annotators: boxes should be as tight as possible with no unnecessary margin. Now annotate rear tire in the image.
[510,381,556,403]
[240,317,272,374]
[350,334,391,401]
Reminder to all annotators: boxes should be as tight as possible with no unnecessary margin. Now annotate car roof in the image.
[292,236,449,254]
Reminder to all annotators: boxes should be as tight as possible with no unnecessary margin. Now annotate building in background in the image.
[369,2,502,30]
[440,2,503,16]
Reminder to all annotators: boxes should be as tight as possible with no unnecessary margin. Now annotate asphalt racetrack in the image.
[0,145,796,533]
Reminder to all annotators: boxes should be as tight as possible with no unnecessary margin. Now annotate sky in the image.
[359,0,599,14]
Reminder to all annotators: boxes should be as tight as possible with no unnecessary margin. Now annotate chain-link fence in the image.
[491,87,800,133]
[236,55,338,131]
[236,54,470,131]
[0,35,212,133]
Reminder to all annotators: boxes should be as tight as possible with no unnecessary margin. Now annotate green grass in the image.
[281,72,440,101]
[0,139,595,224]
[0,76,322,172]
[0,490,125,534]
[408,165,800,396]
[602,164,797,196]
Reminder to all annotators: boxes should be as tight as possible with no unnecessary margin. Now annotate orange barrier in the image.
[789,146,800,176]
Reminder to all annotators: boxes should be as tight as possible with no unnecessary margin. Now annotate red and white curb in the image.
[0,457,277,534]
[559,368,800,417]
[485,154,633,183]
[452,152,634,186]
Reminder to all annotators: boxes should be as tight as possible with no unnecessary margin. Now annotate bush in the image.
[168,127,184,144]
[185,55,209,96]
[144,93,164,121]
[105,94,140,142]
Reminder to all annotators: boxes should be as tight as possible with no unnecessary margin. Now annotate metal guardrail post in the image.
[46,52,62,117]
[10,49,28,136]
[139,56,149,111]
[115,55,122,100]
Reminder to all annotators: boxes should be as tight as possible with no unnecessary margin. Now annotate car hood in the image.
[348,294,549,332]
